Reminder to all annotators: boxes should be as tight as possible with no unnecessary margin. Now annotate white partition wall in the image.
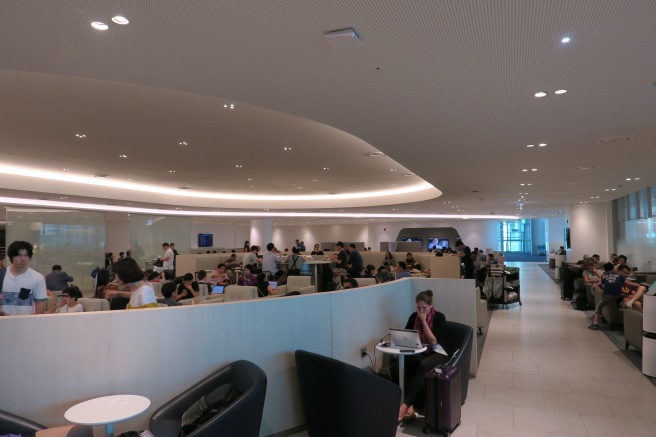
[0,278,478,437]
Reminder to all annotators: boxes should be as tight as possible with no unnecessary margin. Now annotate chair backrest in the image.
[295,350,400,437]
[198,283,209,297]
[440,321,473,405]
[0,409,45,435]
[223,285,258,302]
[285,276,312,291]
[78,297,109,312]
[149,360,267,437]
[355,277,377,287]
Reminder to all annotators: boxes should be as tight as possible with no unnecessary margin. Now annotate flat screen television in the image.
[428,238,449,251]
[198,233,213,248]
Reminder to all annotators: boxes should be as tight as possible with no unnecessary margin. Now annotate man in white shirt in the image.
[0,240,47,315]
[243,245,259,267]
[155,242,175,280]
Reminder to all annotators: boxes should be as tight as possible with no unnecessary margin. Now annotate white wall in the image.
[547,215,568,253]
[569,202,612,262]
[189,222,249,251]
[272,224,369,251]
[0,278,477,437]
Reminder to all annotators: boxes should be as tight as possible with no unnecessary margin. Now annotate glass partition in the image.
[128,214,190,270]
[5,208,105,296]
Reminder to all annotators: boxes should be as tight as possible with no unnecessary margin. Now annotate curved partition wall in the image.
[0,278,476,436]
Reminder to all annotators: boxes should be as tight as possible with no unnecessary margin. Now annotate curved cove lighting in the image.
[0,196,517,220]
[0,163,433,201]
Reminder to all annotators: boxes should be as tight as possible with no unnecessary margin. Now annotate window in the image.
[498,220,532,253]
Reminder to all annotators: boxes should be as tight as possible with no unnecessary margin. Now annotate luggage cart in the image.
[483,265,521,309]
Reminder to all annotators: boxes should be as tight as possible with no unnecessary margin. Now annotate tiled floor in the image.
[293,263,656,436]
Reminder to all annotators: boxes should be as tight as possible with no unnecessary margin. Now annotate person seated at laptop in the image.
[224,253,239,270]
[398,290,449,422]
[238,264,257,286]
[255,272,275,298]
[177,273,199,300]
[208,263,231,285]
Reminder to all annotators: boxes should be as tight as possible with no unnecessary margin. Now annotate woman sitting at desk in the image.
[381,251,397,269]
[255,272,276,297]
[238,264,257,286]
[398,290,448,421]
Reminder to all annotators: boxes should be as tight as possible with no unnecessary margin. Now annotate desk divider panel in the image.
[0,278,477,437]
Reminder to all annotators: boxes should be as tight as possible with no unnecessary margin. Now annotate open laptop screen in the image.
[211,285,225,294]
[269,281,278,290]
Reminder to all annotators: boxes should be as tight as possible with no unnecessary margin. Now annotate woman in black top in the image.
[398,290,449,421]
[255,272,274,298]
[310,244,324,255]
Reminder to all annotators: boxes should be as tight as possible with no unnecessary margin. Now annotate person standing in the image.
[154,242,175,280]
[0,240,47,315]
[347,243,363,278]
[45,265,74,291]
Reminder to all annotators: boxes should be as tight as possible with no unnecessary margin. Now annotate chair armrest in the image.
[276,285,287,295]
[297,286,315,294]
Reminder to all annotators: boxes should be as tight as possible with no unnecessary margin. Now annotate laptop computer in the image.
[389,328,423,350]
[269,281,278,290]
[211,285,225,294]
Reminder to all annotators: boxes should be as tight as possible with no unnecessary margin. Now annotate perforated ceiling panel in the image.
[0,0,655,216]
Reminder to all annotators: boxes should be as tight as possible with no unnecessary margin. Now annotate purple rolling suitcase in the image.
[423,356,461,435]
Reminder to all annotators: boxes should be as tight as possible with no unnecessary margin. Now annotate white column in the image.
[250,219,273,248]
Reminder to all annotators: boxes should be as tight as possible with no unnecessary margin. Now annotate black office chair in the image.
[149,360,267,437]
[0,410,92,437]
[0,409,45,435]
[295,349,401,437]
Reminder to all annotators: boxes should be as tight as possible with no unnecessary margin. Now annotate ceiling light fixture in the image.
[91,22,108,30]
[531,168,537,172]
[526,144,534,148]
[554,89,567,94]
[119,154,127,158]
[111,16,129,25]
[283,146,292,151]
[538,143,547,147]
[534,92,547,97]
[75,133,86,138]
[179,141,188,146]
[561,37,571,43]
[369,152,386,157]
[522,169,528,172]
[235,164,243,168]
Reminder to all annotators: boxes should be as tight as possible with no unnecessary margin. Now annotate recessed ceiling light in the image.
[520,183,525,186]
[91,22,108,30]
[111,16,129,25]
[527,183,532,186]
[605,188,610,191]
[635,177,641,180]
[323,167,329,170]
[611,188,616,191]
[119,154,127,158]
[75,133,86,138]
[369,152,385,157]
[179,141,188,146]
[235,164,243,168]
[247,178,253,181]
[283,146,292,151]
[526,144,534,148]
[561,37,571,43]
[63,168,70,171]
[534,92,547,97]
[626,178,632,181]
[531,168,537,172]
[169,170,176,173]
[538,143,547,147]
[554,89,567,94]
[311,179,318,182]
[522,169,528,172]
[403,173,415,176]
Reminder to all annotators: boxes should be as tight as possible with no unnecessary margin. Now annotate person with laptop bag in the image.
[397,290,449,422]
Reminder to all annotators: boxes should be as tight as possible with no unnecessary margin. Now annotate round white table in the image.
[65,394,150,437]
[375,343,427,400]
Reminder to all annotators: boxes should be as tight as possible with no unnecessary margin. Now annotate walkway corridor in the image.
[399,262,656,436]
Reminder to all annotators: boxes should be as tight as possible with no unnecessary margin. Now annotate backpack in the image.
[288,255,301,276]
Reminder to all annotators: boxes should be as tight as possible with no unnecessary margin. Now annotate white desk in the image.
[65,394,150,437]
[376,343,427,399]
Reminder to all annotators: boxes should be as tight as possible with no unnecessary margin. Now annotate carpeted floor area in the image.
[538,263,655,387]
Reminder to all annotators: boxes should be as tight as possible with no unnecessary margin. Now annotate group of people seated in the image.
[584,253,646,330]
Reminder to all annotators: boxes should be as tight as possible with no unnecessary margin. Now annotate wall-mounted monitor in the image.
[428,238,449,251]
[198,233,214,248]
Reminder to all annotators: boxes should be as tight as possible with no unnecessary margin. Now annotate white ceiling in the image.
[1,0,655,224]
